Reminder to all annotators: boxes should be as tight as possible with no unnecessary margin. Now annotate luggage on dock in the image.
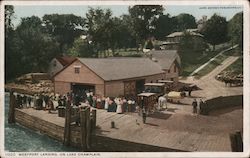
[58,106,66,117]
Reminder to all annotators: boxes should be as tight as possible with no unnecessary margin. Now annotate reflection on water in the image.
[4,92,79,152]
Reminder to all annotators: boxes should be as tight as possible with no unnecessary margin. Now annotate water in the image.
[4,92,79,152]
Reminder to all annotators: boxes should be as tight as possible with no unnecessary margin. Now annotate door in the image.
[124,81,136,98]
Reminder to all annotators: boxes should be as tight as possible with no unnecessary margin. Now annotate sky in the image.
[12,5,243,27]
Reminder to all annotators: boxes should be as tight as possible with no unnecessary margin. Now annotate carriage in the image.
[137,92,158,114]
[144,83,165,97]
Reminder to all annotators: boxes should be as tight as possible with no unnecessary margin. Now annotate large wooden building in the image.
[53,51,180,97]
[54,58,166,97]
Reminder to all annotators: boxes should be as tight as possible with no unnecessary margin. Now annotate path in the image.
[189,45,238,76]
[181,55,242,102]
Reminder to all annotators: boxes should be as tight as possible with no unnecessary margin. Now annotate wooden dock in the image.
[14,106,240,152]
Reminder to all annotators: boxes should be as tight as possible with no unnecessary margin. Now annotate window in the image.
[75,67,80,74]
[168,70,170,73]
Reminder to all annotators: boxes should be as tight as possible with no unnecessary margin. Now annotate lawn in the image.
[180,42,234,76]
[194,48,242,78]
[223,57,243,75]
[180,50,219,76]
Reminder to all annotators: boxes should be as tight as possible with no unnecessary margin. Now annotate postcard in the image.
[0,0,249,158]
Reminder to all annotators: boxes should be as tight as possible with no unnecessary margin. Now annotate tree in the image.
[174,13,197,31]
[85,7,114,52]
[154,14,177,40]
[228,12,243,50]
[68,37,95,57]
[128,5,164,48]
[179,31,207,52]
[15,16,59,73]
[5,5,15,36]
[42,14,85,53]
[5,5,19,81]
[201,14,228,51]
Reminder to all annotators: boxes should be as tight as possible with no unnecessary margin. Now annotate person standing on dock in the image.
[192,99,198,114]
[142,108,147,124]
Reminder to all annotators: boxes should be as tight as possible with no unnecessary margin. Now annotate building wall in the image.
[54,81,71,95]
[165,62,179,82]
[105,73,165,97]
[48,59,64,77]
[95,84,105,97]
[105,81,124,97]
[54,60,104,95]
[144,73,165,83]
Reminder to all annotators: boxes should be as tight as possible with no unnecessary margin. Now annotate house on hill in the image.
[163,29,204,50]
[149,50,181,82]
[53,57,166,98]
[48,56,76,77]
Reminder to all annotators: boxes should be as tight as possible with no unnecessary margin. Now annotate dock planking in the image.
[15,107,238,151]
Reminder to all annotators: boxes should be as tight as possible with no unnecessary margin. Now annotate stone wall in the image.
[201,95,243,115]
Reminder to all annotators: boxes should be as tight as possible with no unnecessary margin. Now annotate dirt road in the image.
[182,56,242,100]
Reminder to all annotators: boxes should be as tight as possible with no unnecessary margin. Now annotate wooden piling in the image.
[92,109,97,131]
[80,108,87,151]
[86,107,91,149]
[8,90,16,124]
[235,131,243,152]
[63,101,71,146]
[230,131,243,152]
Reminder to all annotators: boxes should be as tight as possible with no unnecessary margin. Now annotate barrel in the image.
[58,106,66,117]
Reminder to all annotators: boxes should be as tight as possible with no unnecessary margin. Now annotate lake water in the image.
[4,92,79,152]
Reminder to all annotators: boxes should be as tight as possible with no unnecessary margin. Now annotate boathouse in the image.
[53,57,166,97]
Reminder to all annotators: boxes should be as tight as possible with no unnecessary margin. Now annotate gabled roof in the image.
[77,57,165,81]
[149,50,181,70]
[56,56,76,66]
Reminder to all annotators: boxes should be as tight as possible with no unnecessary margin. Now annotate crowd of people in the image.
[12,91,138,114]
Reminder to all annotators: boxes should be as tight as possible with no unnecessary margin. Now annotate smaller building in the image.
[149,50,181,82]
[48,56,76,77]
[163,29,204,50]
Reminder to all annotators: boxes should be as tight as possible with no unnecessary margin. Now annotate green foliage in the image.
[42,14,85,53]
[129,5,164,46]
[228,12,243,50]
[154,14,177,40]
[179,31,207,52]
[224,57,243,75]
[175,13,197,31]
[201,14,228,50]
[68,37,95,57]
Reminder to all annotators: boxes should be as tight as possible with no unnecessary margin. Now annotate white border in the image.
[0,1,249,158]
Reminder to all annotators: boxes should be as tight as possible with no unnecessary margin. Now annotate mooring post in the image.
[92,109,97,131]
[230,131,243,152]
[235,131,243,152]
[63,101,72,146]
[86,107,91,149]
[80,108,87,151]
[8,90,16,124]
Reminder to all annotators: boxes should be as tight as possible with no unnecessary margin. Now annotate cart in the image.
[137,92,158,114]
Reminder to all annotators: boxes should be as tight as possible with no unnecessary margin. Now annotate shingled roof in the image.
[78,57,165,81]
[149,50,181,70]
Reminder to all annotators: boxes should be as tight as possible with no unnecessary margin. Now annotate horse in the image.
[158,95,167,110]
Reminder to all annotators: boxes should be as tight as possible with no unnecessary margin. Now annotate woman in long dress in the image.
[104,97,109,110]
[116,98,123,114]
